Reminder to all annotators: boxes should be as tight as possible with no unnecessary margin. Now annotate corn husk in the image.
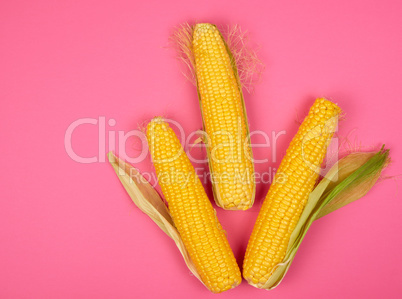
[316,150,389,218]
[261,147,390,289]
[107,152,205,286]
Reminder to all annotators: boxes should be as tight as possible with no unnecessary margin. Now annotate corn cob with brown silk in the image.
[192,23,255,210]
[146,118,242,293]
[243,98,341,288]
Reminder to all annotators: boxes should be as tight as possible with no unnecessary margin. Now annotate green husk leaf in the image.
[107,152,204,286]
[317,150,389,218]
[262,147,390,289]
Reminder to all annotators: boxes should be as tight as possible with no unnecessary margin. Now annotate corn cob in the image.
[243,98,341,288]
[146,117,242,293]
[192,23,255,210]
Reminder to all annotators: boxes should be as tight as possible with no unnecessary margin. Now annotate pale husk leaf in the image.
[107,152,204,286]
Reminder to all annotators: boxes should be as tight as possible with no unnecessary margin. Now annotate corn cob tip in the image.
[146,117,171,141]
[193,23,222,46]
[193,23,222,47]
[194,23,216,31]
[315,97,341,112]
[147,116,165,127]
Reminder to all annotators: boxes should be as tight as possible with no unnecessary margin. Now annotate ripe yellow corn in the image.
[243,98,341,288]
[192,23,255,210]
[146,117,242,293]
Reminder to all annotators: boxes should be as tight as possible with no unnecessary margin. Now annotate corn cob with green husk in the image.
[146,117,242,293]
[175,23,255,210]
[243,98,341,288]
[245,146,390,289]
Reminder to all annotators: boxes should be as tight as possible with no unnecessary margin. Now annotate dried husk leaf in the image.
[107,152,204,286]
[261,147,390,290]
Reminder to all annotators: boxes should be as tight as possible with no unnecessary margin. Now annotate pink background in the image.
[1,0,401,298]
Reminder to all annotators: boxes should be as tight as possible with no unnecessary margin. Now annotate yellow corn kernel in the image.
[147,117,242,293]
[192,23,255,210]
[243,98,341,288]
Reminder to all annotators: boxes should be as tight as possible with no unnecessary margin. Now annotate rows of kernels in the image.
[243,98,341,288]
[192,23,254,210]
[147,118,242,293]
